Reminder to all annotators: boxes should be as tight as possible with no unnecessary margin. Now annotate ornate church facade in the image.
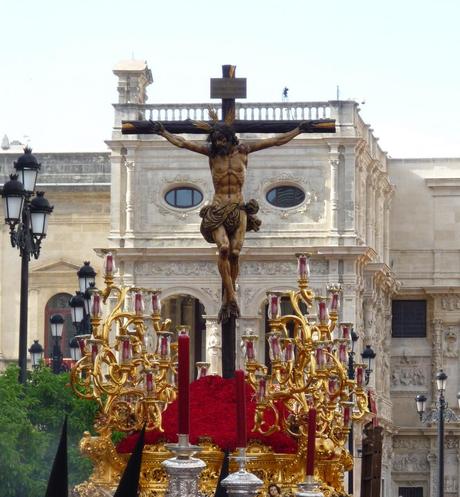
[1,60,460,497]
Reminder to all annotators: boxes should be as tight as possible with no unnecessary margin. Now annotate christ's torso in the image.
[210,146,248,205]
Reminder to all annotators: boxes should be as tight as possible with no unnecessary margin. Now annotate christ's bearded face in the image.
[209,128,237,157]
[211,131,232,155]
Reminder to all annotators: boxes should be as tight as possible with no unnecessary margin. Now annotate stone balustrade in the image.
[123,101,331,122]
[113,99,386,164]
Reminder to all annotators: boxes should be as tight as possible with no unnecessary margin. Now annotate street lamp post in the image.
[1,148,53,383]
[346,332,376,495]
[415,370,460,497]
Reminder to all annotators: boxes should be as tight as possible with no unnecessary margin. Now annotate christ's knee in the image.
[219,244,230,259]
[230,248,240,260]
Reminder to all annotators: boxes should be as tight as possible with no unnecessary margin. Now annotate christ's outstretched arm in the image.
[150,121,209,156]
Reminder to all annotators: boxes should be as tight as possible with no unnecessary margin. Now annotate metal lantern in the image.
[50,314,65,338]
[436,370,447,393]
[1,174,25,225]
[69,292,85,327]
[28,339,44,368]
[29,192,53,238]
[415,394,427,416]
[69,336,81,362]
[361,344,376,372]
[77,261,96,294]
[14,147,41,193]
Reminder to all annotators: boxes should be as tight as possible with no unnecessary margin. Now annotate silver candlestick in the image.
[162,434,206,497]
[295,475,324,497]
[221,447,263,497]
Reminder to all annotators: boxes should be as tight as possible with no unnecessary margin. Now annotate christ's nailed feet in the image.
[218,300,241,324]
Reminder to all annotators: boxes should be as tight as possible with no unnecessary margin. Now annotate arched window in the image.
[44,293,73,359]
[266,185,305,208]
[165,187,203,208]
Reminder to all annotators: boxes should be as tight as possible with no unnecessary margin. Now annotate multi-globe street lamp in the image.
[415,370,460,497]
[1,148,53,383]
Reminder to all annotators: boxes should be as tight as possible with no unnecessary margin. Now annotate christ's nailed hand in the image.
[149,120,165,134]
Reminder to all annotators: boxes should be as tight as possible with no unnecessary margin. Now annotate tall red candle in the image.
[235,370,247,448]
[306,408,317,476]
[178,334,190,435]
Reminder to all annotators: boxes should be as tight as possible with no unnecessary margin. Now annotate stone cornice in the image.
[95,245,376,262]
[425,177,460,196]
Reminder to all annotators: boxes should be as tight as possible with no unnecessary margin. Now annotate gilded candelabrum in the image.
[71,254,177,437]
[243,253,369,497]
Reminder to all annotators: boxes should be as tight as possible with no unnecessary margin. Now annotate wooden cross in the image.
[122,65,335,135]
[121,66,336,378]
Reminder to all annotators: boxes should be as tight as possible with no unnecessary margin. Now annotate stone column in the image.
[366,177,376,249]
[432,318,443,402]
[428,452,438,497]
[383,197,391,266]
[329,157,340,233]
[375,184,384,260]
[124,156,135,240]
[108,150,124,245]
[205,317,221,376]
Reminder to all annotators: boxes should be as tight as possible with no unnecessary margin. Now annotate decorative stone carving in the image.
[134,262,218,277]
[446,437,459,449]
[444,326,458,357]
[240,260,328,277]
[393,438,430,450]
[391,367,426,388]
[199,287,221,305]
[242,287,257,307]
[392,453,429,472]
[440,295,460,311]
[445,476,458,493]
[206,319,221,376]
[241,261,297,276]
[391,356,427,389]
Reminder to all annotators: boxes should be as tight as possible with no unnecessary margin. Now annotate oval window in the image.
[165,187,203,208]
[266,185,305,208]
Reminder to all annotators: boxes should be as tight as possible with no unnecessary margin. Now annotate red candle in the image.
[306,408,317,476]
[122,339,131,362]
[145,371,154,395]
[104,252,114,276]
[318,301,328,323]
[90,293,102,318]
[178,334,190,435]
[356,366,364,387]
[246,340,255,360]
[235,370,247,448]
[134,292,144,315]
[343,406,351,427]
[91,343,99,364]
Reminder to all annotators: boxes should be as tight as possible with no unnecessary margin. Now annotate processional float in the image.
[71,252,370,497]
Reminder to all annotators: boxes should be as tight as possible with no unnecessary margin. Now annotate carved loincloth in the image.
[199,199,262,243]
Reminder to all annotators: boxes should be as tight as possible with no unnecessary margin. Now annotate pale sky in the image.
[1,0,459,158]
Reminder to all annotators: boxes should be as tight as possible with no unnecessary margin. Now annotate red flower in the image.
[117,376,297,454]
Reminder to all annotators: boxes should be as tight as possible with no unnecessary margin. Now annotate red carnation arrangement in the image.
[117,375,297,454]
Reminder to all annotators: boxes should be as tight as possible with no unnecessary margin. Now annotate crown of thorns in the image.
[192,107,235,132]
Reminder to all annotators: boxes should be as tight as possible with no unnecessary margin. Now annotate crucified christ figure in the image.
[151,119,308,322]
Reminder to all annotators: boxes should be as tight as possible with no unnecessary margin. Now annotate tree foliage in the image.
[0,365,98,497]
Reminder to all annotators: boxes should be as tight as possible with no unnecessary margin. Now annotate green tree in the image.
[0,365,98,497]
